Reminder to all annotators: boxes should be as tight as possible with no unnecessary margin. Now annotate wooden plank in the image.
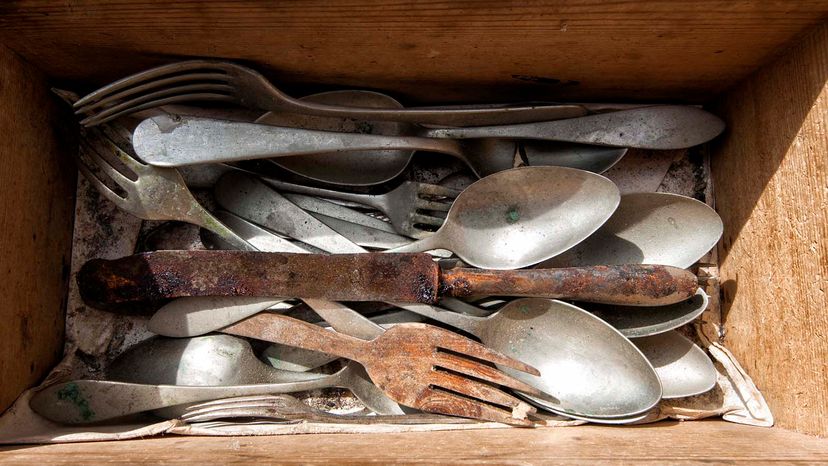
[0,1,825,103]
[0,47,76,412]
[712,23,828,437]
[2,422,828,464]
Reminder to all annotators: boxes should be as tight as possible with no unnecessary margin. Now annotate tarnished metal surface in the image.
[77,251,440,308]
[78,250,698,308]
[74,60,587,127]
[425,106,725,150]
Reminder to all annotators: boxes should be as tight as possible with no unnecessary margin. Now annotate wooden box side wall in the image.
[0,46,76,413]
[712,22,828,437]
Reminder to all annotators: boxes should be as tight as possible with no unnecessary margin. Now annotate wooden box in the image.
[0,2,826,463]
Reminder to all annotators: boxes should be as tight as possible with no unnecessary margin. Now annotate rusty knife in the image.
[78,250,699,308]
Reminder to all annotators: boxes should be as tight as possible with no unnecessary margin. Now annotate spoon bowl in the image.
[390,166,621,269]
[632,330,718,399]
[583,288,710,338]
[540,192,723,268]
[483,298,662,418]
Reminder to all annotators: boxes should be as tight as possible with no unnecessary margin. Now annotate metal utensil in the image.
[540,192,724,269]
[396,298,662,419]
[131,113,519,180]
[387,166,621,269]
[426,106,725,149]
[584,288,710,338]
[75,123,254,251]
[220,313,541,425]
[130,105,722,169]
[105,335,403,416]
[260,178,459,239]
[78,250,699,307]
[214,172,448,253]
[257,90,619,185]
[521,141,627,174]
[30,363,395,425]
[181,394,474,425]
[73,60,587,127]
[632,330,718,399]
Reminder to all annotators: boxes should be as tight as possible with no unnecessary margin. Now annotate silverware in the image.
[106,335,404,416]
[386,166,621,269]
[129,105,722,168]
[31,362,392,424]
[583,288,710,338]
[632,330,718,399]
[220,313,541,425]
[540,192,723,269]
[73,60,587,127]
[180,394,473,425]
[131,113,518,179]
[261,178,459,239]
[256,90,621,185]
[396,298,662,420]
[426,106,726,149]
[78,250,699,307]
[75,123,254,251]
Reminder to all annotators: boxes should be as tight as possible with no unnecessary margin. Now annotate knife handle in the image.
[440,265,698,306]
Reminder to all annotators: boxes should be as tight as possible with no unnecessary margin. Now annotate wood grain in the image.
[0,47,77,412]
[0,1,825,103]
[2,421,828,464]
[712,23,828,437]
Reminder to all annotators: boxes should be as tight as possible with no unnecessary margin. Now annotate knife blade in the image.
[77,250,698,308]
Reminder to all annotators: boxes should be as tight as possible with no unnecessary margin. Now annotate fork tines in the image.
[74,60,240,127]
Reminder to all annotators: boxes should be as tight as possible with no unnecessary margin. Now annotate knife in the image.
[77,250,698,308]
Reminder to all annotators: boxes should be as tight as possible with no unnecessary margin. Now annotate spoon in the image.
[131,104,722,171]
[106,334,405,415]
[397,298,662,419]
[539,192,723,269]
[387,166,621,269]
[584,288,710,338]
[256,90,625,185]
[632,330,718,399]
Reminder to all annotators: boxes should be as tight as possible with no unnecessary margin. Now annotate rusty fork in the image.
[222,313,542,426]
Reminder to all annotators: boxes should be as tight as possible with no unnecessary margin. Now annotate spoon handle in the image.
[423,106,725,149]
[440,265,699,306]
[29,375,341,425]
[132,115,462,167]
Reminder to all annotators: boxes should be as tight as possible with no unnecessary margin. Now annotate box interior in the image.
[0,1,826,460]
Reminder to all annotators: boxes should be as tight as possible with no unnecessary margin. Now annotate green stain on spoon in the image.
[57,382,95,421]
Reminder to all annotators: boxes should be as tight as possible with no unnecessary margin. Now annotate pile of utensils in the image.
[33,60,726,428]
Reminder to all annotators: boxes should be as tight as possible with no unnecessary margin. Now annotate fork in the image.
[76,123,255,251]
[72,60,587,127]
[181,394,476,425]
[260,178,460,239]
[222,313,540,426]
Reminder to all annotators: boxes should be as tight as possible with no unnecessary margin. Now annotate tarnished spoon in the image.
[388,166,620,269]
[540,192,723,269]
[632,330,718,399]
[398,298,662,419]
[584,288,710,338]
[257,90,624,185]
[107,334,405,415]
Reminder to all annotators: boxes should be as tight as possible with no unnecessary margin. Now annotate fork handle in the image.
[221,312,369,363]
[132,115,463,167]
